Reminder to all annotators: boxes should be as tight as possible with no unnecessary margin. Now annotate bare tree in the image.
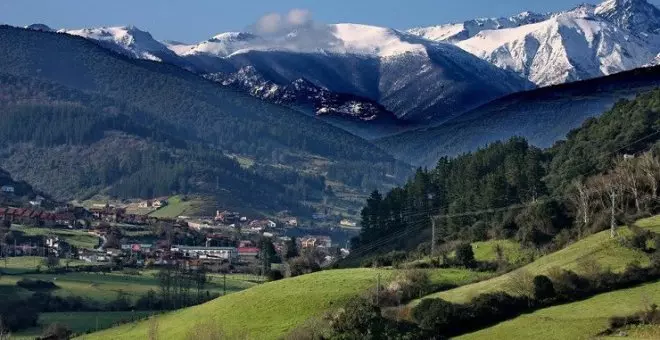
[617,157,642,213]
[640,152,660,200]
[569,179,593,232]
[594,173,620,238]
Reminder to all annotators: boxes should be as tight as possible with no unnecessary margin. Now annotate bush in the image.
[286,256,320,278]
[455,243,476,268]
[16,279,58,291]
[266,269,284,281]
[506,269,535,297]
[546,267,590,299]
[533,275,556,301]
[41,323,72,340]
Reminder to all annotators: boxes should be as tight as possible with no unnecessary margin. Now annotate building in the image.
[301,236,332,249]
[340,219,357,228]
[238,247,260,261]
[172,245,238,262]
[215,210,240,224]
[152,198,168,208]
[1,185,15,193]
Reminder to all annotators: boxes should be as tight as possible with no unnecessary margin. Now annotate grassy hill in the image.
[457,280,660,340]
[470,239,532,265]
[81,267,489,340]
[11,225,101,250]
[0,270,257,303]
[148,195,210,219]
[12,311,154,340]
[417,225,652,304]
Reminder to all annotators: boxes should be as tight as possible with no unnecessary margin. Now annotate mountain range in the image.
[410,0,660,86]
[22,0,658,143]
[0,25,410,216]
[4,0,660,210]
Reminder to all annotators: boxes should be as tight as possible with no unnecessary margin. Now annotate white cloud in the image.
[287,9,312,26]
[256,12,282,34]
[253,9,313,35]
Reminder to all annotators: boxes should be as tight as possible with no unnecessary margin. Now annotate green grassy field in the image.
[471,239,533,265]
[148,195,206,218]
[417,226,650,304]
[457,281,660,340]
[0,256,90,274]
[12,225,101,249]
[80,267,489,340]
[11,311,155,340]
[0,270,257,303]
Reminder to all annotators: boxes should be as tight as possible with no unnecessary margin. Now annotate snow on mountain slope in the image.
[457,5,656,85]
[63,26,180,62]
[408,11,550,43]
[59,22,532,122]
[177,24,428,58]
[410,0,660,87]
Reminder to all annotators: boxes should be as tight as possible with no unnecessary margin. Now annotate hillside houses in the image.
[301,236,332,249]
[0,207,75,226]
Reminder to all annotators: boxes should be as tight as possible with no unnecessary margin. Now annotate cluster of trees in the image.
[568,152,660,238]
[156,263,210,310]
[356,88,660,256]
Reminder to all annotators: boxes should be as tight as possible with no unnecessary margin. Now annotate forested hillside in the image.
[0,26,411,215]
[0,73,316,213]
[355,88,660,258]
[378,66,660,166]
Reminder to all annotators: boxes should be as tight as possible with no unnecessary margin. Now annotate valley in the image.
[2,0,660,339]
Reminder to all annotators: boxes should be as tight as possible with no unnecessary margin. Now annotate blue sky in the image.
[2,0,660,42]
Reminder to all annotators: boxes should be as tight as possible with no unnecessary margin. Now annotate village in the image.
[0,189,355,275]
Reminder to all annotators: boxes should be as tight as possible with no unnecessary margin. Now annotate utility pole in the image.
[431,216,436,256]
[428,193,436,256]
[610,191,616,239]
[375,273,381,306]
[223,273,227,296]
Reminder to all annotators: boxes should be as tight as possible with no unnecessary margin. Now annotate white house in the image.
[172,245,238,262]
[1,185,15,193]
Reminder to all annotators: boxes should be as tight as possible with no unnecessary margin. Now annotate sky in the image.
[2,0,660,42]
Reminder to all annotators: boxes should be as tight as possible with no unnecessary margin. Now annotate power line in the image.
[336,127,660,266]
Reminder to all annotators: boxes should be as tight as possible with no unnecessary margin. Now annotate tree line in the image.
[356,88,660,256]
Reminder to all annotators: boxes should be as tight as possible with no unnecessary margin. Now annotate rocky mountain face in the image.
[409,0,660,86]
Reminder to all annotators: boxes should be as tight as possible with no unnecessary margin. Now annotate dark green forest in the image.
[0,25,413,215]
[356,88,660,256]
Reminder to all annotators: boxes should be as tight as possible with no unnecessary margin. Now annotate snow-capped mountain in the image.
[56,23,533,123]
[409,0,660,86]
[408,11,550,42]
[206,66,393,122]
[62,26,184,64]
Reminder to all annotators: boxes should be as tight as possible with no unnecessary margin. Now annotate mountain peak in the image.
[595,0,660,32]
[25,24,53,32]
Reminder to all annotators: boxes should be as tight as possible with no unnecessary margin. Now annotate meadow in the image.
[457,281,660,340]
[0,268,258,303]
[417,226,650,304]
[11,311,155,340]
[80,267,490,340]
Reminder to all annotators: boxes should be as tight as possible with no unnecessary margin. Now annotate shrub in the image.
[41,323,72,340]
[16,279,58,291]
[532,275,556,301]
[286,256,320,278]
[455,243,476,268]
[546,267,590,299]
[266,269,284,281]
[506,269,535,297]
